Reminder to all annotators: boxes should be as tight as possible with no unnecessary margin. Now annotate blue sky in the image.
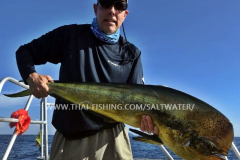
[0,0,239,138]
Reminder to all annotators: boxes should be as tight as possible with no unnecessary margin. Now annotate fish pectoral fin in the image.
[133,136,163,145]
[4,89,31,97]
[129,128,163,145]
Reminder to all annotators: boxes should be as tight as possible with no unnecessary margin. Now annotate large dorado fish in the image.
[5,82,233,160]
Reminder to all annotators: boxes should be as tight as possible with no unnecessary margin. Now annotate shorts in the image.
[49,123,133,160]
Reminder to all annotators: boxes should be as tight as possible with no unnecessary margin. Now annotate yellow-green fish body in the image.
[5,82,234,160]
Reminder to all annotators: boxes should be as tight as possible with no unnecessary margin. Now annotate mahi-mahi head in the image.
[5,82,233,160]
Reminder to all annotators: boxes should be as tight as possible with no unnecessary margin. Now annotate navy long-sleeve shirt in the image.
[16,24,144,139]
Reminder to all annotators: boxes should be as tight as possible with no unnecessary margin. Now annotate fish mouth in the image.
[189,135,229,158]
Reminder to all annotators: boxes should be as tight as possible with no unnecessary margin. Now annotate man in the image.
[16,0,158,159]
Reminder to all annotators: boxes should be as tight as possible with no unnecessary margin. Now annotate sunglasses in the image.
[97,0,128,11]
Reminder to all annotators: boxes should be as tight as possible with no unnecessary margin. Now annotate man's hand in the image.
[140,115,159,135]
[26,72,53,98]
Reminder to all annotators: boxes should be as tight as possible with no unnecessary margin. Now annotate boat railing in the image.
[0,77,240,160]
[0,77,49,160]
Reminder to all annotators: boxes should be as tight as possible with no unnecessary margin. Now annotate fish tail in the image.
[4,89,31,97]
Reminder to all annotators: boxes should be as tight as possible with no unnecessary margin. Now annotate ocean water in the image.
[0,134,239,160]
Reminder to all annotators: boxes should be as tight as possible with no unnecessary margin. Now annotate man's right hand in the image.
[26,72,54,98]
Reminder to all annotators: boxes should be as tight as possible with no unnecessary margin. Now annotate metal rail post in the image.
[2,94,34,160]
[40,99,44,159]
[232,142,240,160]
[43,97,49,160]
[159,145,174,160]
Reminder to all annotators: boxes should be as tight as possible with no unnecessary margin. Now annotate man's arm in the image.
[16,26,68,98]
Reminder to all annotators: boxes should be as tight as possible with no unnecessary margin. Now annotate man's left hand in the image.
[140,115,159,135]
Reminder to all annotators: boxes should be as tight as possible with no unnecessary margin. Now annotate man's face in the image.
[93,1,129,34]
